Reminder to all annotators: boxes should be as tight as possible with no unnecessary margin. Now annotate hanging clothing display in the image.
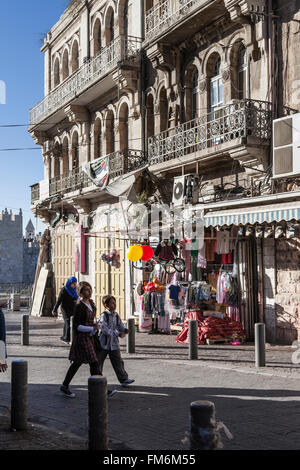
[136,225,247,341]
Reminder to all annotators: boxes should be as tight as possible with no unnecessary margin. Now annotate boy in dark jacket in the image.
[97,296,134,386]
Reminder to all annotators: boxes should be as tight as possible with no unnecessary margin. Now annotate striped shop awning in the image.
[204,201,300,227]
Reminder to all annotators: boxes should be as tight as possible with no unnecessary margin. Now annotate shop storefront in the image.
[134,199,300,345]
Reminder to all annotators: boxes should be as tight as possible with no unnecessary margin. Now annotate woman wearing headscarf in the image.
[52,276,78,344]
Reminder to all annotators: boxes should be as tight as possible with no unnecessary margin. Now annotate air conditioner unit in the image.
[172,174,199,206]
[273,112,300,178]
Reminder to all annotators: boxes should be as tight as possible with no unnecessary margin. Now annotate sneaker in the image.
[60,338,70,345]
[107,389,118,399]
[60,385,75,398]
[121,379,135,387]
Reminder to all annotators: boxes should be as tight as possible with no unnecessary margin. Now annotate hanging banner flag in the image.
[81,155,110,189]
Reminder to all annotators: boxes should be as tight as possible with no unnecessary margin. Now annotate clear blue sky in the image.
[0,1,70,234]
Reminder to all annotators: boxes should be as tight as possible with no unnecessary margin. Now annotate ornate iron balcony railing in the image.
[31,183,40,203]
[43,149,147,199]
[145,0,210,41]
[148,99,272,165]
[29,36,142,126]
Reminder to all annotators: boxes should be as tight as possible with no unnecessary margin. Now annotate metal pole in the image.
[127,318,135,353]
[11,360,28,431]
[189,320,198,360]
[70,316,74,345]
[88,375,108,450]
[21,314,29,346]
[255,323,266,367]
[190,401,221,450]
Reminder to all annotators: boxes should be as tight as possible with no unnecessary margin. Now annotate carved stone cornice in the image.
[147,43,175,71]
[113,67,139,94]
[31,131,49,146]
[64,105,89,123]
[68,198,91,215]
[224,0,266,23]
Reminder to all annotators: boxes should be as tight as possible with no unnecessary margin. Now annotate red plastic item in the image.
[141,245,154,261]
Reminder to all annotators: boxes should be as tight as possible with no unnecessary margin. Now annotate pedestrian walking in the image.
[0,303,7,372]
[97,295,135,387]
[52,276,78,344]
[60,282,117,399]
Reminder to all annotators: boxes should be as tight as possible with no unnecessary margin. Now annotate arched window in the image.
[106,111,115,154]
[238,45,248,99]
[93,19,102,56]
[119,103,129,151]
[53,143,61,178]
[72,132,79,169]
[105,8,115,46]
[62,50,69,80]
[54,58,60,88]
[146,94,154,143]
[62,137,69,174]
[94,119,102,159]
[159,87,168,132]
[71,41,79,73]
[210,56,223,111]
[124,0,129,37]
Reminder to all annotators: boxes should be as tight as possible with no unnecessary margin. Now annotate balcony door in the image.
[209,56,223,146]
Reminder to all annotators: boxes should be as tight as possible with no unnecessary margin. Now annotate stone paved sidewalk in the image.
[1,310,300,450]
[4,309,300,376]
[0,406,87,450]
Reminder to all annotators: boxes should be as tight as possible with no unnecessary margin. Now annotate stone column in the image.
[222,66,232,104]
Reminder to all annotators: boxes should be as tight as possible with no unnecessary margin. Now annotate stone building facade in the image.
[30,0,300,343]
[0,210,40,285]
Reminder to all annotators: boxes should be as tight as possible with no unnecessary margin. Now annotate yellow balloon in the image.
[127,245,143,262]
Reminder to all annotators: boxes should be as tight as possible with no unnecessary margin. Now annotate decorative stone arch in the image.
[92,113,104,160]
[201,44,225,76]
[53,54,61,88]
[184,59,201,122]
[104,3,116,46]
[71,36,80,73]
[104,106,116,154]
[92,15,102,56]
[118,0,129,36]
[62,47,70,81]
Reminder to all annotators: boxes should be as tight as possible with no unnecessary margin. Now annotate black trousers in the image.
[61,308,72,342]
[63,361,100,387]
[97,349,128,384]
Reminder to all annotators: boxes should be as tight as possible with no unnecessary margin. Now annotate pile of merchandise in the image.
[176,311,246,345]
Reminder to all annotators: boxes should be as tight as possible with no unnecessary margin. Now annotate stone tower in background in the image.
[23,219,40,284]
[0,208,23,283]
[0,210,40,285]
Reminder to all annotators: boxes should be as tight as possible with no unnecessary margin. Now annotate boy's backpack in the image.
[101,311,122,346]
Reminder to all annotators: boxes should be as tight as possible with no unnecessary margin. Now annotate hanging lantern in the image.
[127,245,143,262]
[141,245,154,262]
